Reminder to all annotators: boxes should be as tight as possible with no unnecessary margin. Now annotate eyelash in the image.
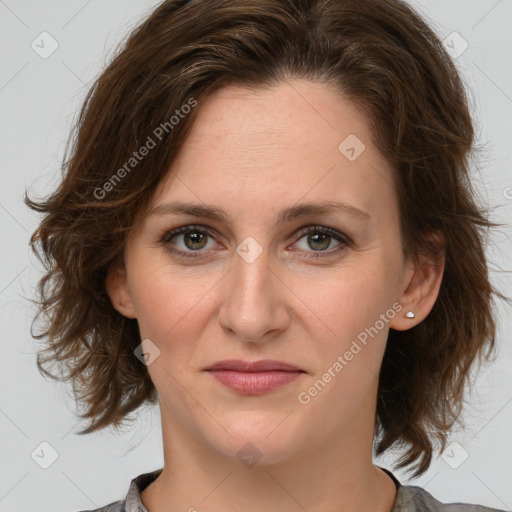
[159,224,351,261]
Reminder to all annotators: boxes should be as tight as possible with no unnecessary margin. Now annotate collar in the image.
[125,466,408,512]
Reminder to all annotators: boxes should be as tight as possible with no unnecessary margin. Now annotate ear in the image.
[390,231,445,331]
[105,263,137,319]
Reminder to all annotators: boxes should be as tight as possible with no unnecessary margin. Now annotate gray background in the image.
[1,1,511,511]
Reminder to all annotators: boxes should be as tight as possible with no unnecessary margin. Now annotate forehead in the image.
[180,80,371,161]
[148,80,397,226]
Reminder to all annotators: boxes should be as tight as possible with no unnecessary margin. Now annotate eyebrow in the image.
[146,200,370,226]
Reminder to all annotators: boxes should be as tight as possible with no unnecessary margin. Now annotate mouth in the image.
[204,359,304,372]
[204,359,305,395]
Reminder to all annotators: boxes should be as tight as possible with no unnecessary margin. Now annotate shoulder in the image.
[396,484,507,512]
[72,468,163,512]
[74,499,125,512]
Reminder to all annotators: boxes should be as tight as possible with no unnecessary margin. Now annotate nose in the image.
[217,243,291,343]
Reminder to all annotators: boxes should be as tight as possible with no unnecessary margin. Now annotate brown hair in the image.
[25,0,508,476]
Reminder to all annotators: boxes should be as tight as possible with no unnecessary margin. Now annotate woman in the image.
[25,0,509,511]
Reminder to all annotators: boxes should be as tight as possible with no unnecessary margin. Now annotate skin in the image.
[106,79,444,512]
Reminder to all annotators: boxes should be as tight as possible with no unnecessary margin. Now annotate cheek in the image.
[128,257,221,349]
[303,261,394,330]
[293,267,397,419]
[296,255,401,372]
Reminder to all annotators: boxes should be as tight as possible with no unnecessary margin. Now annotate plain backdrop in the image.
[1,1,511,511]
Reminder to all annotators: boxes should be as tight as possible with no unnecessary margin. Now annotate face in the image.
[107,79,424,466]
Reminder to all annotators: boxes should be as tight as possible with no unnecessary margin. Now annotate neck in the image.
[141,406,397,512]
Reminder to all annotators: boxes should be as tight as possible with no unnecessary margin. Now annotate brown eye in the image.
[160,225,217,259]
[181,231,208,250]
[305,232,332,251]
[293,226,349,258]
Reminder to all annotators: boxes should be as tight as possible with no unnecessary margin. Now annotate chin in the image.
[203,415,306,467]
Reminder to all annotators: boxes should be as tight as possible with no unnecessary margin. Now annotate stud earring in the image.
[404,311,415,319]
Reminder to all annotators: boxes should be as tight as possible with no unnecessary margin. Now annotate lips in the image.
[204,359,304,372]
[204,359,305,395]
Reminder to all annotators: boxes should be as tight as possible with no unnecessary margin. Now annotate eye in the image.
[160,225,218,259]
[159,224,351,260]
[292,225,350,259]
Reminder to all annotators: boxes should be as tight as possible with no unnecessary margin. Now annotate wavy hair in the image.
[25,0,508,476]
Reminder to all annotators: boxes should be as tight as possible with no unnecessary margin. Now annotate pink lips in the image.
[204,359,305,395]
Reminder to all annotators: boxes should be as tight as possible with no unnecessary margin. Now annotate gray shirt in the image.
[78,467,507,512]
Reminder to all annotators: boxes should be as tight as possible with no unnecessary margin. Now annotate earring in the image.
[404,311,415,319]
